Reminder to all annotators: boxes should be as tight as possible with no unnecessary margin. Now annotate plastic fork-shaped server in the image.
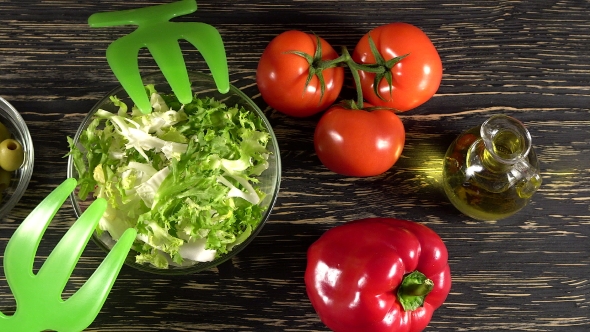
[0,178,136,331]
[88,0,230,114]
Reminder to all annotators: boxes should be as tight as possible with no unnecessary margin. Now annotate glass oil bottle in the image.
[442,114,542,221]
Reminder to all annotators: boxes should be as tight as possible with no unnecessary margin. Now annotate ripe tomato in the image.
[314,104,405,177]
[256,30,345,117]
[352,22,442,112]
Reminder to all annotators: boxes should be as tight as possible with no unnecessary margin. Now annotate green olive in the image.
[0,168,12,192]
[0,121,10,143]
[0,138,25,171]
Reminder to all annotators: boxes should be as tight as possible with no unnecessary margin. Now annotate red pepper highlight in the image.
[305,218,451,332]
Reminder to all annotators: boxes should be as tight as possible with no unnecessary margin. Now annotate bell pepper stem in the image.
[397,271,434,311]
[402,280,434,296]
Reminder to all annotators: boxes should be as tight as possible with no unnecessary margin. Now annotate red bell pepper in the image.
[305,218,451,332]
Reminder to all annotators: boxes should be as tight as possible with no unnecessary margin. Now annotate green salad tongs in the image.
[88,0,230,114]
[0,178,136,331]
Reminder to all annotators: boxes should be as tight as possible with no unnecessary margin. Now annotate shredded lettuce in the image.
[67,85,271,269]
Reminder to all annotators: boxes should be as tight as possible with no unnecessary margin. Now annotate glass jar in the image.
[442,114,542,221]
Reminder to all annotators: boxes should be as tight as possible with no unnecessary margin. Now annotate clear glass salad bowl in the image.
[0,96,34,221]
[67,71,281,275]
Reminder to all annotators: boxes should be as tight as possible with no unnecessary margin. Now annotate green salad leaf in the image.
[67,86,272,269]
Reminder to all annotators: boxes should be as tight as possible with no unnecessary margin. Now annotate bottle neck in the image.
[464,115,541,194]
[479,146,513,173]
[480,115,532,165]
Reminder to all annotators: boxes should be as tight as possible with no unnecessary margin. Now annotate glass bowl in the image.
[67,71,281,275]
[0,97,34,221]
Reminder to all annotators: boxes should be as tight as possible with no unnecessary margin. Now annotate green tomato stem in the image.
[286,34,407,110]
[340,47,364,109]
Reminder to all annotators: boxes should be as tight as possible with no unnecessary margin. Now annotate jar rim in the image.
[480,114,532,165]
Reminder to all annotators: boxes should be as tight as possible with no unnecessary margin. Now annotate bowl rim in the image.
[66,71,281,275]
[0,96,35,220]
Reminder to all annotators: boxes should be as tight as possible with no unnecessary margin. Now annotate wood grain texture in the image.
[0,0,589,331]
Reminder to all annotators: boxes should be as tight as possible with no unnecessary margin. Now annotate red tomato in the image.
[256,30,345,117]
[314,104,405,177]
[454,133,478,152]
[352,22,442,112]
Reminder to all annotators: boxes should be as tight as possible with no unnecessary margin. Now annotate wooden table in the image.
[1,1,589,331]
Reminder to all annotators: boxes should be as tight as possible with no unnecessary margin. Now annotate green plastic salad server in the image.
[88,0,230,114]
[0,178,137,331]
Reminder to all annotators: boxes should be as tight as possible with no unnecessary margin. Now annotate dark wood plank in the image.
[0,0,589,331]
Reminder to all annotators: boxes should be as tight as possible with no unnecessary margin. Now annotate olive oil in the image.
[442,115,541,221]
